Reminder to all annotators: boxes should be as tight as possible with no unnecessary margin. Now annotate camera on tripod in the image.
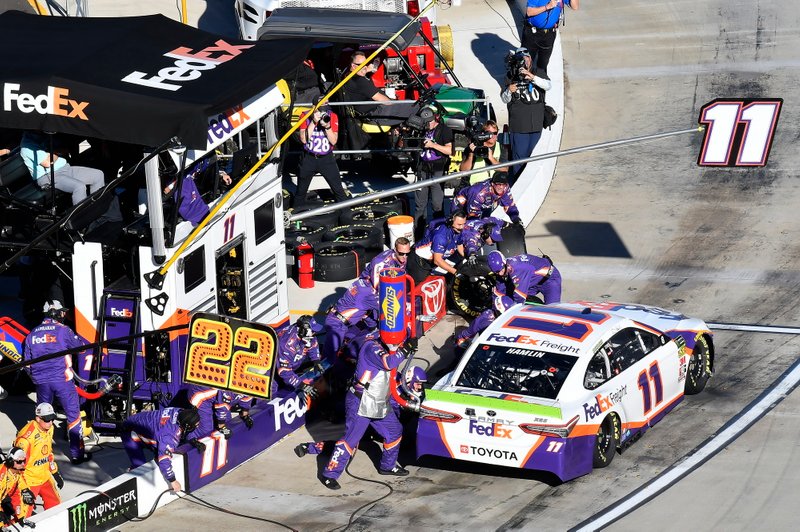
[404,104,438,133]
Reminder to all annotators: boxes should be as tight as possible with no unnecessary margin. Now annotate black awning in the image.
[0,12,314,147]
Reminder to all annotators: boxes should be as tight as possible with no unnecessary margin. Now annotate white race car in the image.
[415,301,714,482]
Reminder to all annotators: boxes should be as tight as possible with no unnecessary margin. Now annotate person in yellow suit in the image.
[0,447,36,527]
[14,403,64,517]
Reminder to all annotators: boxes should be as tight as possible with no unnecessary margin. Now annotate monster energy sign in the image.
[68,478,138,532]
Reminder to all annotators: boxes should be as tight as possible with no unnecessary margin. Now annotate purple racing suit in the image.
[185,385,218,441]
[121,407,186,483]
[323,278,378,362]
[22,318,88,460]
[214,391,254,426]
[275,322,321,391]
[496,254,562,305]
[452,181,521,221]
[457,295,515,346]
[360,248,407,290]
[323,339,406,480]
[461,217,506,257]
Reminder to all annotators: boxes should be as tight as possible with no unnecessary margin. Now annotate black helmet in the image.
[177,407,200,432]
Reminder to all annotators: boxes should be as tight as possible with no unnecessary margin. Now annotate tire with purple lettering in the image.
[313,244,364,282]
[593,414,620,468]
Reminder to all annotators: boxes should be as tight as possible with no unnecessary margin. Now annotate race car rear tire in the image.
[684,334,712,395]
[593,414,620,468]
[313,244,364,282]
[497,223,527,257]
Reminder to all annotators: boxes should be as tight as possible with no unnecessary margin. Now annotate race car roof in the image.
[256,7,421,51]
[483,303,631,356]
[0,12,314,148]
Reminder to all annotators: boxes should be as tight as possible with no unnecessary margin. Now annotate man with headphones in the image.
[275,315,325,406]
[121,406,202,493]
[412,103,454,240]
[487,250,562,305]
[0,447,36,527]
[22,300,92,466]
[407,210,467,284]
[14,402,63,516]
[461,216,506,258]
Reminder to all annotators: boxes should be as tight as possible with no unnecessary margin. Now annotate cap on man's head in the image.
[491,172,509,185]
[35,402,57,421]
[312,95,329,109]
[515,47,531,56]
[43,300,65,313]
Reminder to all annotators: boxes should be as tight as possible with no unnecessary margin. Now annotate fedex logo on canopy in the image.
[123,40,254,92]
[3,83,89,120]
[486,333,539,346]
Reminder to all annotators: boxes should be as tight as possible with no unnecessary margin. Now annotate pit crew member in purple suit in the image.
[451,173,521,222]
[461,217,505,257]
[296,337,412,490]
[275,315,324,405]
[121,407,202,493]
[456,293,516,349]
[407,210,466,283]
[323,279,380,362]
[183,384,257,440]
[22,300,92,465]
[359,237,411,289]
[489,250,562,305]
[215,391,255,433]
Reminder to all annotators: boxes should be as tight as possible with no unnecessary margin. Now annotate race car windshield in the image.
[455,345,577,400]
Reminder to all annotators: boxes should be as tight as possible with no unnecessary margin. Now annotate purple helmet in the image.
[487,251,506,273]
[405,366,428,389]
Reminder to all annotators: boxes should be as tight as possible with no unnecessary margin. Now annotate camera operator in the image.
[458,119,507,190]
[522,0,580,75]
[411,104,453,240]
[293,95,349,212]
[501,47,551,183]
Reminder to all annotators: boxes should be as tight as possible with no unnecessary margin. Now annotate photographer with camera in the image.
[293,95,349,212]
[458,119,507,189]
[411,104,453,240]
[522,0,580,75]
[501,47,551,183]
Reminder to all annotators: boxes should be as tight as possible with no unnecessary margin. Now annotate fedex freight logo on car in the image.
[123,40,254,92]
[3,83,89,120]
[486,333,579,354]
[468,419,512,439]
[583,385,627,421]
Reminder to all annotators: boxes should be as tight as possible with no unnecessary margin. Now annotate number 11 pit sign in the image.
[698,98,782,167]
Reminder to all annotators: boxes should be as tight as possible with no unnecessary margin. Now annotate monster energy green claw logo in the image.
[69,502,87,532]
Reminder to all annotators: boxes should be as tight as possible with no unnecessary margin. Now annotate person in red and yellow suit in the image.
[14,402,64,516]
[0,447,36,527]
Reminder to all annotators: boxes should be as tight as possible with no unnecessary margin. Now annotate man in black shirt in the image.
[413,105,453,239]
[344,51,417,126]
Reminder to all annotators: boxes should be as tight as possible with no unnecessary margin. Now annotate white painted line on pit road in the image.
[707,322,800,335]
[571,358,800,532]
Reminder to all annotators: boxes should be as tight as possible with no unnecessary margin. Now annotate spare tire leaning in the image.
[314,243,364,282]
[323,224,383,250]
[285,221,326,245]
[497,222,527,257]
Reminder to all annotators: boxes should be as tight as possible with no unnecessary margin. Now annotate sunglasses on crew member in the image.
[396,251,410,256]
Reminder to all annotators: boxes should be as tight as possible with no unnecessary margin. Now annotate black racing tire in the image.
[684,334,712,395]
[593,414,620,468]
[497,223,527,257]
[352,193,406,216]
[313,244,364,282]
[323,223,383,250]
[449,256,495,319]
[285,221,326,245]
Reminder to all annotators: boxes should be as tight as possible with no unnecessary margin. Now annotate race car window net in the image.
[455,345,577,400]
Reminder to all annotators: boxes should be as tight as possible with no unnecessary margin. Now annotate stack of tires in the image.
[288,191,409,283]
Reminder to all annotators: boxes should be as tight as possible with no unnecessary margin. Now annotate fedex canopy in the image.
[0,12,313,148]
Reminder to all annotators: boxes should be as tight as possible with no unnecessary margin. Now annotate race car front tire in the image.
[684,334,712,395]
[593,414,620,468]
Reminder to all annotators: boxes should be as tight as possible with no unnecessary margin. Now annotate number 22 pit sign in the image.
[183,312,278,399]
[698,98,782,167]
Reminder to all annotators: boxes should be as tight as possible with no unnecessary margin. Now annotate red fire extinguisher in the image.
[295,239,315,289]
